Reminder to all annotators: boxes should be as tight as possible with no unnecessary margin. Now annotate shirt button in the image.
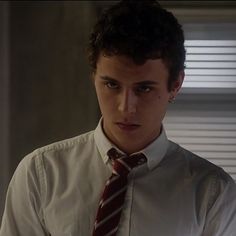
[138,158,146,165]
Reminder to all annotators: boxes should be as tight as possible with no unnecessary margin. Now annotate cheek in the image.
[146,92,168,105]
[144,94,169,116]
[97,92,115,112]
[95,84,107,103]
[157,91,171,105]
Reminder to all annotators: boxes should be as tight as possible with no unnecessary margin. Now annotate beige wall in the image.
[0,1,10,222]
[0,1,100,220]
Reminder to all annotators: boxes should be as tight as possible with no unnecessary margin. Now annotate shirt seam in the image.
[129,179,135,236]
[34,153,47,226]
[202,172,219,233]
[35,154,46,206]
[208,174,217,213]
[34,131,94,157]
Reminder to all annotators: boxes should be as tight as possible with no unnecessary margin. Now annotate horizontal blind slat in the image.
[165,123,236,130]
[166,130,236,138]
[171,137,236,145]
[187,61,236,68]
[185,40,236,47]
[182,81,236,88]
[184,75,236,82]
[185,68,236,75]
[178,144,236,152]
[186,47,236,54]
[186,54,236,61]
[165,116,236,123]
[195,152,236,159]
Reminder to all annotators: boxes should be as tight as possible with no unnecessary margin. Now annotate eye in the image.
[136,85,152,93]
[105,81,119,89]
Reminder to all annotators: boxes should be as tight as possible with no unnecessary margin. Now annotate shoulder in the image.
[168,141,236,212]
[16,130,96,177]
[9,130,97,199]
[27,130,95,160]
[168,141,234,184]
[31,130,95,157]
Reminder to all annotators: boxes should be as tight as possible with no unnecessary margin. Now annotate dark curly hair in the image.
[87,0,186,91]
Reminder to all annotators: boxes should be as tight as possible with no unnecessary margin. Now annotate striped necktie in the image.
[92,148,147,236]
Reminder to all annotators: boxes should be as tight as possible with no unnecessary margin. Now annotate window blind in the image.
[164,40,236,181]
[183,40,236,89]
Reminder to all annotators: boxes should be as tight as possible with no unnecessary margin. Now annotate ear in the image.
[171,70,185,95]
[90,71,96,83]
[168,70,184,103]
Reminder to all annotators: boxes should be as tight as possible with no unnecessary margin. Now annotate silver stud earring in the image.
[168,96,176,103]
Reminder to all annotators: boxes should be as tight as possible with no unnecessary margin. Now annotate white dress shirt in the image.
[1,120,236,236]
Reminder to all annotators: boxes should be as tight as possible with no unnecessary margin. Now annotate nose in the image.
[118,89,137,114]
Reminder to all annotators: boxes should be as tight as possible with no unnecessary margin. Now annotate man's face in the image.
[94,54,183,154]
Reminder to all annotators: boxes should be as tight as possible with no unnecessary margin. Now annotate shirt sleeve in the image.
[202,170,236,236]
[0,153,49,236]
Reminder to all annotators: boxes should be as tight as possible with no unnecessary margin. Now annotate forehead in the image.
[96,54,169,82]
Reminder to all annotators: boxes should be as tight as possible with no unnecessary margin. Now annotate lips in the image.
[116,122,140,131]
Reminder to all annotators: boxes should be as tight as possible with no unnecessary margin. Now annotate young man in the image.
[1,1,236,235]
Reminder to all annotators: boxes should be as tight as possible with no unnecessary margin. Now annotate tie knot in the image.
[107,148,147,177]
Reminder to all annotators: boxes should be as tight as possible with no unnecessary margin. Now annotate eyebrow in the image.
[99,75,159,85]
[100,76,118,83]
[135,81,159,86]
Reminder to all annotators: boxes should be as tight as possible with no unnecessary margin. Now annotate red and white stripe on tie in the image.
[92,148,147,236]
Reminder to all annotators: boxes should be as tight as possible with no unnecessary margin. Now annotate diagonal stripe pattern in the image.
[92,148,147,236]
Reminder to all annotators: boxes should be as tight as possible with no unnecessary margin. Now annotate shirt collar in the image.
[94,118,169,170]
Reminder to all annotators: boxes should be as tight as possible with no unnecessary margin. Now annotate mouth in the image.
[115,122,140,131]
